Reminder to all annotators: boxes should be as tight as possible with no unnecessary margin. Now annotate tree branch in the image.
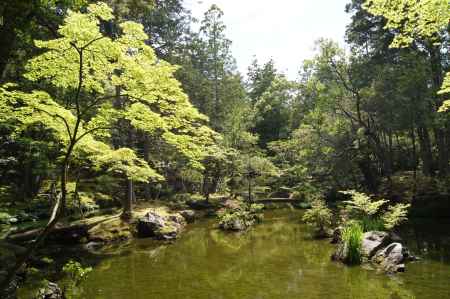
[75,126,112,144]
[35,108,73,141]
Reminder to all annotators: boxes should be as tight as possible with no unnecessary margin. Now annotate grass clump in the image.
[342,221,363,264]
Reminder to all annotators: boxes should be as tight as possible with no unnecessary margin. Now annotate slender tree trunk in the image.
[429,45,449,176]
[434,127,448,176]
[358,156,379,193]
[417,125,434,176]
[142,135,152,200]
[122,179,133,220]
[411,126,418,200]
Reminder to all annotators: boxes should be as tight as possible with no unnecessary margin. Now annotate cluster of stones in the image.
[332,229,417,273]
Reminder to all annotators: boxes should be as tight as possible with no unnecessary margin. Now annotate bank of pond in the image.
[8,205,450,299]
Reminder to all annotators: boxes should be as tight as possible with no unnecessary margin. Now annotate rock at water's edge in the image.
[137,211,185,240]
[35,282,62,299]
[361,231,391,258]
[332,229,417,274]
[372,242,407,273]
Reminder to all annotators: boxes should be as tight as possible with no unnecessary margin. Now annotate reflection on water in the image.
[78,211,450,299]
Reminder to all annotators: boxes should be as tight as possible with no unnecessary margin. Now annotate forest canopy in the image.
[0,0,449,295]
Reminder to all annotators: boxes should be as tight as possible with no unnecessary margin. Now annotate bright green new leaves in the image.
[25,5,117,93]
[94,148,163,182]
[0,86,76,144]
[364,0,449,47]
[364,0,450,110]
[107,17,217,167]
[340,190,388,216]
[1,2,217,184]
[382,203,411,230]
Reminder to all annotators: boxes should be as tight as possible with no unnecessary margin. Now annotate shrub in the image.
[382,203,411,230]
[302,199,332,237]
[339,190,410,231]
[342,221,363,264]
[340,190,387,218]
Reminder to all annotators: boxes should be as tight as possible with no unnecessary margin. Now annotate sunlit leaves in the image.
[0,86,75,144]
[1,1,217,184]
[364,0,449,47]
[364,0,450,109]
[94,148,163,182]
[382,203,410,230]
[340,190,388,216]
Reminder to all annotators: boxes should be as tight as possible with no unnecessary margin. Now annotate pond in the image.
[26,210,450,298]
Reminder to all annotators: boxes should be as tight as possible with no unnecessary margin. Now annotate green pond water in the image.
[24,210,450,298]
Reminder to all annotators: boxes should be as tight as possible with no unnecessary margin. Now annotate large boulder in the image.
[227,218,246,231]
[361,231,391,259]
[137,211,166,237]
[372,242,406,273]
[137,211,186,240]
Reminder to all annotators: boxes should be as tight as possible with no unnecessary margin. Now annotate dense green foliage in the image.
[3,0,448,214]
[0,0,449,293]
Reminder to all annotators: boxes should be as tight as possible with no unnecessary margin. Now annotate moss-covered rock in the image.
[137,208,186,240]
[87,216,133,243]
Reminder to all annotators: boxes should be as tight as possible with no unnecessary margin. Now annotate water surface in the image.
[76,210,450,298]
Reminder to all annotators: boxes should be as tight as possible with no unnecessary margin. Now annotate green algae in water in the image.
[22,210,450,299]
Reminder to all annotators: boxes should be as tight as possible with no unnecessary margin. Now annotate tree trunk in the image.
[434,127,448,176]
[122,179,133,220]
[357,156,379,193]
[411,126,418,200]
[142,135,152,200]
[429,44,449,176]
[417,125,434,176]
